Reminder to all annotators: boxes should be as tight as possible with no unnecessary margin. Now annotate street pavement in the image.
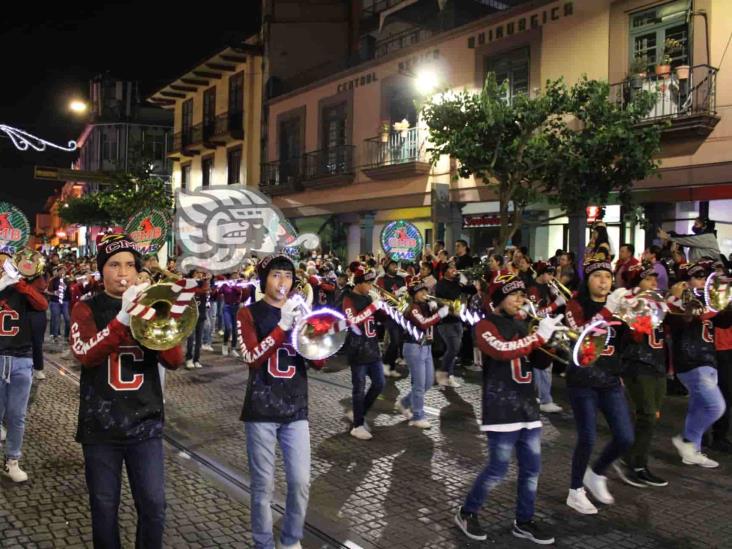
[2,335,732,548]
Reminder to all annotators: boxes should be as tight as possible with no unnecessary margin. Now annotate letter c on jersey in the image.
[267,344,298,379]
[0,310,20,336]
[108,345,145,391]
[511,358,532,384]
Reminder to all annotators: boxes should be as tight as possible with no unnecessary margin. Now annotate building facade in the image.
[257,0,732,261]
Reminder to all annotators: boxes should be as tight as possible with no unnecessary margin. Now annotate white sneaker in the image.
[672,436,719,467]
[230,349,241,358]
[194,361,203,369]
[221,345,229,356]
[396,402,413,420]
[388,369,401,378]
[201,344,214,352]
[350,426,373,440]
[447,375,461,388]
[383,364,391,377]
[277,540,302,549]
[34,370,46,381]
[465,363,483,372]
[583,468,614,504]
[409,419,431,429]
[0,425,6,442]
[435,371,448,386]
[566,488,598,514]
[539,402,563,413]
[185,359,195,370]
[2,459,28,483]
[396,358,407,366]
[345,411,369,431]
[218,330,224,336]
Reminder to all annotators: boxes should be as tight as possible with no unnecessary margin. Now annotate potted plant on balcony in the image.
[380,121,391,143]
[629,55,648,89]
[655,37,683,77]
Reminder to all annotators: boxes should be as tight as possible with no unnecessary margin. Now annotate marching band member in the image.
[220,273,248,357]
[342,267,386,440]
[613,264,669,488]
[455,274,563,545]
[564,258,633,515]
[395,281,449,429]
[666,261,732,469]
[70,234,184,549]
[377,259,406,378]
[0,253,48,482]
[237,254,325,549]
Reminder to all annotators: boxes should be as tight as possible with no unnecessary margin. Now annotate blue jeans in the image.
[245,420,310,549]
[50,301,70,338]
[0,356,33,460]
[568,385,634,489]
[186,319,205,362]
[401,343,434,421]
[677,366,726,450]
[350,361,385,428]
[464,428,542,523]
[203,302,216,345]
[534,366,553,405]
[436,322,462,375]
[223,303,239,347]
[82,437,166,549]
[216,295,225,331]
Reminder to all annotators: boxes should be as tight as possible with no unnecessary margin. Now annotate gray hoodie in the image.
[669,232,721,262]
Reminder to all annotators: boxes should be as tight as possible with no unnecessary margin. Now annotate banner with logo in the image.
[125,209,170,254]
[381,220,423,262]
[0,201,30,252]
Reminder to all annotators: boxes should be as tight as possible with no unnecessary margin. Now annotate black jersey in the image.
[0,280,48,357]
[342,290,383,365]
[70,293,183,444]
[403,301,441,345]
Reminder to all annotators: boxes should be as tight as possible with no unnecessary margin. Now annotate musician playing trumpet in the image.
[236,254,326,549]
[69,234,184,549]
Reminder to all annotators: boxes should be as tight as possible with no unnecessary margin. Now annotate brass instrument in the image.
[527,304,609,367]
[704,272,732,313]
[425,294,466,316]
[2,249,45,279]
[615,290,668,330]
[288,284,346,361]
[130,273,199,351]
[666,284,705,317]
[150,266,182,282]
[371,284,410,314]
[548,279,573,301]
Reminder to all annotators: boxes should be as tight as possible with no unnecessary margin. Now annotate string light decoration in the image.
[0,124,77,152]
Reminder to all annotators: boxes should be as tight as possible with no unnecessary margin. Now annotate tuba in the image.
[3,249,45,279]
[615,290,667,331]
[289,287,346,361]
[129,275,199,351]
[704,272,732,313]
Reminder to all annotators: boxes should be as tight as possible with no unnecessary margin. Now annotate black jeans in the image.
[350,361,385,428]
[623,375,666,468]
[186,319,205,362]
[713,349,732,441]
[382,319,402,370]
[436,323,462,375]
[83,437,166,549]
[29,310,46,371]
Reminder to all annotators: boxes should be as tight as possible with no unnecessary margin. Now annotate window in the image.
[485,47,529,102]
[227,147,242,184]
[629,1,689,70]
[228,72,244,132]
[142,128,166,162]
[101,127,118,163]
[279,116,302,181]
[182,99,193,145]
[321,102,347,150]
[202,157,214,187]
[203,87,216,140]
[181,164,191,190]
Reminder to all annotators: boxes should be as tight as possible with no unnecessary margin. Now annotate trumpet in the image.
[426,294,466,316]
[150,266,182,282]
[548,279,573,301]
[371,285,410,314]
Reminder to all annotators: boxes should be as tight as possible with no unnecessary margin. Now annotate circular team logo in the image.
[0,202,30,252]
[126,209,169,254]
[381,220,423,262]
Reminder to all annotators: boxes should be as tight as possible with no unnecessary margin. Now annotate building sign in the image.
[586,206,603,224]
[337,72,378,93]
[467,2,574,49]
[0,201,30,252]
[381,220,423,262]
[398,49,440,75]
[126,209,170,254]
[463,214,501,228]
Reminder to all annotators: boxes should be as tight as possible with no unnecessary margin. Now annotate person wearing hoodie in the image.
[658,217,721,263]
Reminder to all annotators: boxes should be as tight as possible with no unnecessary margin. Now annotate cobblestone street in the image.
[2,338,731,548]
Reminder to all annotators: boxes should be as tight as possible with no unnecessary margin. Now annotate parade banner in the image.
[0,201,30,252]
[380,220,423,262]
[126,209,170,254]
[175,185,319,275]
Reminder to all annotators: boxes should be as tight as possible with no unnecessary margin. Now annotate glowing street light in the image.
[414,67,440,95]
[69,100,89,114]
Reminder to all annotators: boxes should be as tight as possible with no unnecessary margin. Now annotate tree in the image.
[422,74,564,252]
[421,74,663,255]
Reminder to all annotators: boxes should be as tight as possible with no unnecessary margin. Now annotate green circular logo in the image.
[125,209,169,254]
[380,220,423,262]
[0,202,30,252]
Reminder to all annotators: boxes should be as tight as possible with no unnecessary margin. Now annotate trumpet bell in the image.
[705,272,732,313]
[130,283,199,351]
[13,249,45,278]
[292,309,347,361]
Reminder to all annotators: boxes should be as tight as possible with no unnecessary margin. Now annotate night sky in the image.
[0,1,261,228]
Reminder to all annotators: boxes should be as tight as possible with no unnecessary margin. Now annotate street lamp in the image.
[69,100,89,114]
[414,66,440,95]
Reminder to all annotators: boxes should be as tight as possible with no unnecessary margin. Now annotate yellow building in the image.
[260,0,732,260]
[148,38,263,198]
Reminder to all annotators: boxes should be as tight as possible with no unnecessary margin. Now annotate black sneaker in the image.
[711,438,732,454]
[454,506,488,541]
[611,461,646,488]
[512,520,555,545]
[636,467,669,487]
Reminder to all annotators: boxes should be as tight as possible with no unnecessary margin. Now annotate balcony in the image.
[302,145,356,189]
[212,110,245,144]
[260,158,303,196]
[610,64,719,139]
[362,127,430,180]
[168,125,203,158]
